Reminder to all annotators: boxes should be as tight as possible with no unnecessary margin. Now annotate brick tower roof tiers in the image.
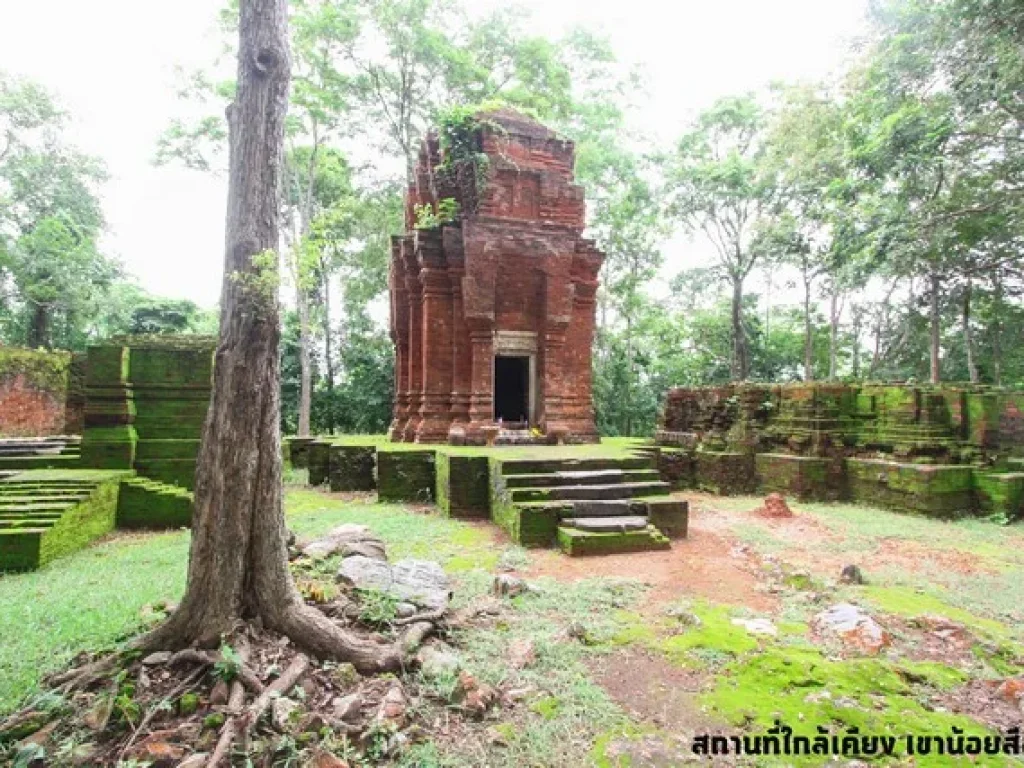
[390,110,604,445]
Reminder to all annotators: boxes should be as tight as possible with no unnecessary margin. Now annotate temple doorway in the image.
[494,355,531,426]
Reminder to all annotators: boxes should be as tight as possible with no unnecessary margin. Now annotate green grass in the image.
[0,488,508,715]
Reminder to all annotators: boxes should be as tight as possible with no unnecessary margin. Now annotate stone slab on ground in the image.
[561,515,649,532]
[337,556,451,610]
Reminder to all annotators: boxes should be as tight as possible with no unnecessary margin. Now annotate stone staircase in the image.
[116,476,194,529]
[493,456,686,555]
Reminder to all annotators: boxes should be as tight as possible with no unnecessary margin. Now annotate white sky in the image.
[0,0,868,309]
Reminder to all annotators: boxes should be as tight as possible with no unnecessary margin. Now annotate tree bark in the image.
[28,303,50,349]
[992,274,1003,386]
[141,0,405,673]
[802,276,813,382]
[963,277,979,384]
[321,260,335,434]
[297,279,313,436]
[929,270,941,384]
[828,289,841,381]
[730,276,748,381]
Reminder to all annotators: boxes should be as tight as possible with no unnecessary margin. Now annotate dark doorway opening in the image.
[494,356,530,425]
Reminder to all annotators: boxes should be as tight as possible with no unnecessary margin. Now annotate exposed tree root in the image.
[209,653,310,768]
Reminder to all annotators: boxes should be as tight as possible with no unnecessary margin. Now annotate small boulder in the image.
[452,671,497,718]
[840,564,866,585]
[332,693,363,723]
[731,617,778,637]
[339,540,387,561]
[141,651,173,666]
[330,662,360,690]
[508,638,537,669]
[813,603,891,655]
[492,574,528,598]
[303,540,340,559]
[375,684,407,728]
[337,557,451,611]
[754,493,793,519]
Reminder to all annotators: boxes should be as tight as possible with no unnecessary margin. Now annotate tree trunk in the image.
[142,0,403,673]
[802,276,813,382]
[963,277,979,384]
[730,276,748,381]
[851,307,862,380]
[297,281,312,436]
[828,289,841,381]
[992,274,1003,386]
[28,303,50,349]
[624,313,634,437]
[929,270,941,384]
[321,261,335,434]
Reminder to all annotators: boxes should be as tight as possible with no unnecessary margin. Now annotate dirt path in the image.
[523,503,776,613]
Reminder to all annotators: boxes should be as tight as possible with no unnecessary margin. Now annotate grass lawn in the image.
[0,486,511,714]
[2,484,1022,767]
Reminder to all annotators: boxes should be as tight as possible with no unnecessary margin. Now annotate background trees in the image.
[5,0,1024,437]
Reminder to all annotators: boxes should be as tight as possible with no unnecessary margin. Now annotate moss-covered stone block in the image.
[435,454,490,518]
[0,471,125,571]
[377,449,436,503]
[695,451,757,495]
[656,447,696,490]
[133,459,197,490]
[847,459,973,517]
[286,437,316,469]
[974,471,1024,521]
[645,498,688,538]
[81,424,137,469]
[556,525,670,556]
[307,439,334,487]
[329,444,377,492]
[755,453,839,501]
[116,477,193,528]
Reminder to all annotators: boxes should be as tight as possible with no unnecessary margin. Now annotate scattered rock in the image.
[337,557,451,611]
[492,574,528,598]
[452,671,497,718]
[840,565,866,585]
[141,651,173,666]
[375,684,408,728]
[209,679,230,706]
[340,540,387,561]
[566,621,594,644]
[271,697,301,732]
[731,617,778,636]
[303,540,340,559]
[664,607,702,627]
[813,603,892,655]
[754,493,794,518]
[395,602,418,619]
[508,638,537,669]
[995,677,1024,704]
[418,643,461,679]
[332,693,363,723]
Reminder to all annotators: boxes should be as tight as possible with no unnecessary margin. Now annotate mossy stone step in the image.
[499,456,655,475]
[561,515,650,532]
[556,525,671,556]
[0,518,61,530]
[502,469,660,489]
[0,502,75,513]
[510,481,670,503]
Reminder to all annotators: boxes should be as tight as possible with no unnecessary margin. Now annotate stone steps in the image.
[561,515,650,532]
[510,481,670,503]
[556,524,671,556]
[498,456,655,475]
[502,468,660,488]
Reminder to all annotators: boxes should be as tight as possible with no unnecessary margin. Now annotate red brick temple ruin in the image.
[388,109,604,444]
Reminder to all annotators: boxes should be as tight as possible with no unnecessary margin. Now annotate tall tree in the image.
[143,0,414,684]
[667,95,779,381]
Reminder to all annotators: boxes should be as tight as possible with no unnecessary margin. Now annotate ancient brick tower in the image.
[389,109,604,444]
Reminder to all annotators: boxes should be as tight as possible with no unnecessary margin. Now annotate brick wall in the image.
[0,348,71,437]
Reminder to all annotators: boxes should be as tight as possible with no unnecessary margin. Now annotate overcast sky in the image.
[0,0,868,309]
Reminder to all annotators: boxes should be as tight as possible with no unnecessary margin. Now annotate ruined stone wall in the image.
[0,348,72,436]
[657,383,1024,520]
